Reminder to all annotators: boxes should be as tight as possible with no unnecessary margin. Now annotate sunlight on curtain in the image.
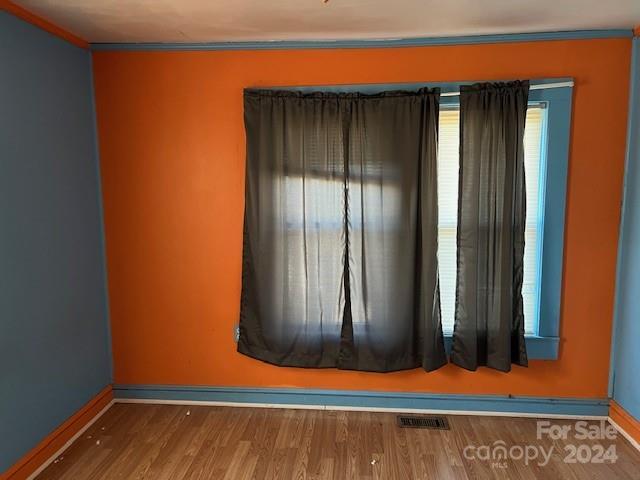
[437,106,544,335]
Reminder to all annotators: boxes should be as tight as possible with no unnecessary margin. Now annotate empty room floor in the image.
[36,404,640,479]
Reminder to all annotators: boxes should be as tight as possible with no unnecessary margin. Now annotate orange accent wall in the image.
[93,38,631,398]
[3,386,113,480]
[0,0,88,49]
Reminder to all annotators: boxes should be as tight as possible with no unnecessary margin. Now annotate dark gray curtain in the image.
[451,81,529,372]
[239,88,446,372]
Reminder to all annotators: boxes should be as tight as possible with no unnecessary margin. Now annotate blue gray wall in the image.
[612,37,640,421]
[0,12,111,472]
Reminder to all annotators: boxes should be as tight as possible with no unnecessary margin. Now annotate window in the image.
[285,80,574,359]
[437,104,546,335]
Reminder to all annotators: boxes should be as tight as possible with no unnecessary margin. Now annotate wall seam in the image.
[88,52,114,383]
[608,36,638,398]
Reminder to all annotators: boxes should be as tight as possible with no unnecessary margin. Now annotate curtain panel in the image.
[451,81,530,372]
[239,88,447,372]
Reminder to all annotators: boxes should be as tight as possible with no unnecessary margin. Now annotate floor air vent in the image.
[397,415,450,430]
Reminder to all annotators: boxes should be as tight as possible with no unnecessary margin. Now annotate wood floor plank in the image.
[35,404,640,480]
[291,411,316,480]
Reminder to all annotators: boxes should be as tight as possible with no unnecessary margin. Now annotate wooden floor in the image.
[37,403,640,479]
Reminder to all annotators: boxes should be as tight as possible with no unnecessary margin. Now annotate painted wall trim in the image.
[0,0,88,49]
[2,386,113,480]
[113,385,608,418]
[608,417,640,453]
[609,401,640,451]
[90,29,633,52]
[23,399,115,480]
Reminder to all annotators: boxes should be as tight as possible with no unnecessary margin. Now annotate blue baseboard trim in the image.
[90,29,632,52]
[113,385,608,417]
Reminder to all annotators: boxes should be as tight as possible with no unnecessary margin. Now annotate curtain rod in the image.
[440,81,574,97]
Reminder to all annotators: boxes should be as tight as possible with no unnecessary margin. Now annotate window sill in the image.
[443,335,559,360]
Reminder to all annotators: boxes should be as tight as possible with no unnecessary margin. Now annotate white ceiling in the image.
[15,0,640,44]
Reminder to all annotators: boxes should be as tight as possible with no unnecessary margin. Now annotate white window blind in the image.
[437,106,545,335]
